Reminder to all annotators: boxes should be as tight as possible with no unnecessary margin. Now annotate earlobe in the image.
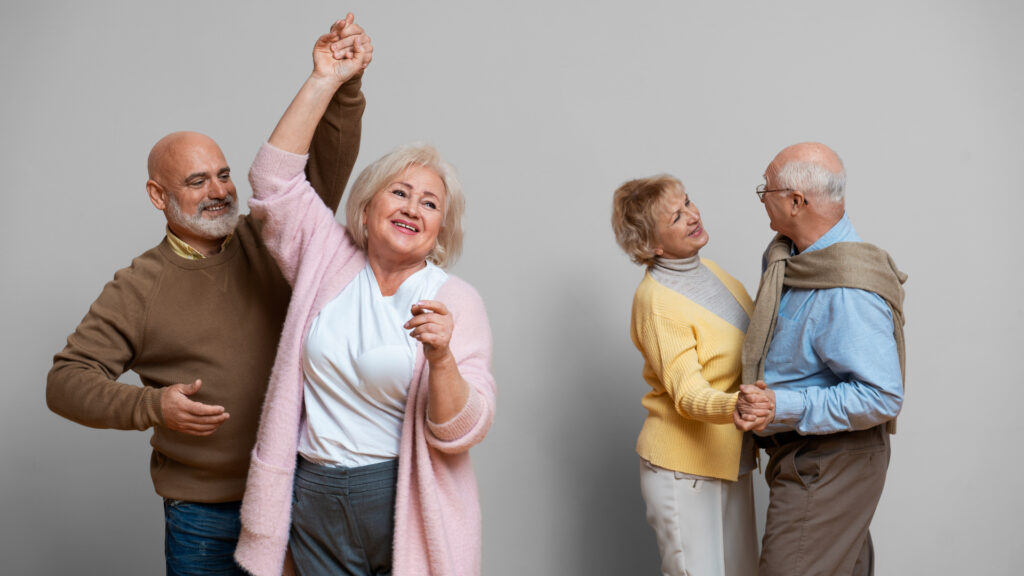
[790,192,807,214]
[146,180,167,211]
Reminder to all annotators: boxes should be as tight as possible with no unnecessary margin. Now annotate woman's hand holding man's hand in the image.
[312,13,373,86]
[734,380,775,432]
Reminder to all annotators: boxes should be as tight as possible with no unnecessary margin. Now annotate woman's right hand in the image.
[312,14,371,87]
[734,381,775,431]
[267,14,371,155]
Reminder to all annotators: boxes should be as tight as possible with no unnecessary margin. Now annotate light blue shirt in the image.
[762,214,903,436]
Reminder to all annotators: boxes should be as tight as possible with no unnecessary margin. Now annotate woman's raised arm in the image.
[268,14,370,155]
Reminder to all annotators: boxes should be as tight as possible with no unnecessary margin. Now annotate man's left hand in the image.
[734,381,775,432]
[326,14,374,73]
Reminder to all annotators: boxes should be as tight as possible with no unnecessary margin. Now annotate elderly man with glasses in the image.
[735,142,907,576]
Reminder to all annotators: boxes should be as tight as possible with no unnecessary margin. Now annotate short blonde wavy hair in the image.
[345,143,465,268]
[611,174,685,266]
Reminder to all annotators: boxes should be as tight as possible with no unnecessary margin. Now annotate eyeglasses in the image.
[755,184,794,201]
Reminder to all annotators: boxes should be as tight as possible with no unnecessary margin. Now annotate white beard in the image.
[166,194,240,241]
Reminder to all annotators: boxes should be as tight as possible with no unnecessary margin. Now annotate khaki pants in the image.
[759,425,890,576]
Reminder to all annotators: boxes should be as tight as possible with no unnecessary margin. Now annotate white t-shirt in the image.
[298,261,448,468]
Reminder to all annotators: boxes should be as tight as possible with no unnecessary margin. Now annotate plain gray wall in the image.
[3,1,1021,574]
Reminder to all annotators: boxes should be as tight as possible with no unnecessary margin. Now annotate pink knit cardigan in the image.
[235,143,496,576]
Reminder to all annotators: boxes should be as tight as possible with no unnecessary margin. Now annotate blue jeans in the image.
[164,499,247,576]
[289,457,398,576]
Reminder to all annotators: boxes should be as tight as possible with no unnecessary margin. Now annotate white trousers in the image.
[639,459,759,576]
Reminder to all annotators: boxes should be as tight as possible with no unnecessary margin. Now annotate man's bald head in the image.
[759,142,848,250]
[147,131,225,183]
[773,142,844,175]
[766,142,846,207]
[145,131,238,256]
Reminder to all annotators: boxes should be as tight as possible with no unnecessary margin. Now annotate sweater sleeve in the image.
[248,143,358,287]
[306,77,365,214]
[635,308,738,425]
[46,262,164,430]
[424,278,496,454]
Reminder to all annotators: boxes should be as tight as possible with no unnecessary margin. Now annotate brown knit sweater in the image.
[46,78,365,503]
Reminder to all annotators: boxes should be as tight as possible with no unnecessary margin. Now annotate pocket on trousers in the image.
[673,472,706,492]
[792,441,821,489]
[843,427,888,456]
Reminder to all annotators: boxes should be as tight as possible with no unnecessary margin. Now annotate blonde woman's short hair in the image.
[345,143,465,268]
[611,174,685,266]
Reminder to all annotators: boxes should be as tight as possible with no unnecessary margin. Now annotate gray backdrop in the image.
[3,1,1021,574]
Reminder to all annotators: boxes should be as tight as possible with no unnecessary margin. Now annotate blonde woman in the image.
[612,175,766,576]
[234,16,495,576]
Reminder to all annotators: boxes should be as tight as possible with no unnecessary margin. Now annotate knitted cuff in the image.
[427,388,485,443]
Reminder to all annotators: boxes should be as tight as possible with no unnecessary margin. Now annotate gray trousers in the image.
[758,424,890,576]
[289,457,398,576]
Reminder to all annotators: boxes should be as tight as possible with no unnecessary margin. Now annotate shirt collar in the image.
[802,212,860,254]
[165,227,234,260]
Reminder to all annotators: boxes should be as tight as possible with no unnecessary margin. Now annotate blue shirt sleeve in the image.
[766,287,903,435]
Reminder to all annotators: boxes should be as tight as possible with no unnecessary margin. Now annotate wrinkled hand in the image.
[161,379,229,436]
[737,380,773,419]
[326,14,374,72]
[312,14,370,85]
[733,381,775,432]
[405,300,454,363]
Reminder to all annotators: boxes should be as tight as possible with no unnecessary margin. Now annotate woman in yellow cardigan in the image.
[611,175,766,576]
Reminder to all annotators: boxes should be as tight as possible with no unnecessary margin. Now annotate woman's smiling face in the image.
[363,164,447,267]
[653,191,709,260]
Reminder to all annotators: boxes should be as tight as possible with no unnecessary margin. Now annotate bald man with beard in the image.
[735,142,907,576]
[46,16,372,575]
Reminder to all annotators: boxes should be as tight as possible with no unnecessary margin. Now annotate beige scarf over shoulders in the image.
[741,234,908,433]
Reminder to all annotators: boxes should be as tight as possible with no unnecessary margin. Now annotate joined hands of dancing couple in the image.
[733,380,776,432]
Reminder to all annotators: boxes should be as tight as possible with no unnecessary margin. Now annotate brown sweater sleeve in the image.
[305,76,365,214]
[46,258,164,431]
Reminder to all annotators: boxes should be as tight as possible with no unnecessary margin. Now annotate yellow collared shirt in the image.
[165,227,234,260]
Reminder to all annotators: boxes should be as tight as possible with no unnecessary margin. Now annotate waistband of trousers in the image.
[753,423,888,450]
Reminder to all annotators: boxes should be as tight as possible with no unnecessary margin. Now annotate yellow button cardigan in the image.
[631,259,754,481]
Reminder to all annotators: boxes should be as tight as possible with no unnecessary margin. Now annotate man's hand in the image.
[733,381,775,432]
[312,14,371,85]
[161,379,229,436]
[737,380,773,419]
[327,13,374,72]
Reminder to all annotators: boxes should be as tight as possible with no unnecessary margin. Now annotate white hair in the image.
[345,143,464,268]
[777,159,846,203]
